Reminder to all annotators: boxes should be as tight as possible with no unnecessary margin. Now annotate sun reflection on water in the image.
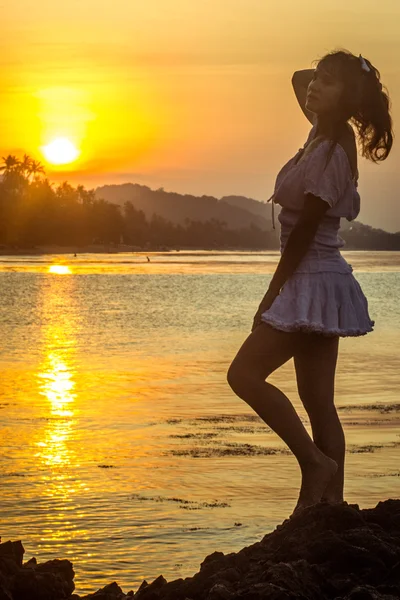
[48,265,71,275]
[37,354,76,418]
[35,273,79,473]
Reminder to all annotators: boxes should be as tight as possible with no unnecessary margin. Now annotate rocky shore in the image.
[1,499,400,600]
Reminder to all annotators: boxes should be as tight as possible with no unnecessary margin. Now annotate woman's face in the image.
[305,65,345,115]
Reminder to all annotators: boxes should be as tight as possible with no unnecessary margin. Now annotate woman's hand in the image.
[251,288,279,333]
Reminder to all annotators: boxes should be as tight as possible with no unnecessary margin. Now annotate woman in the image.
[227,49,393,518]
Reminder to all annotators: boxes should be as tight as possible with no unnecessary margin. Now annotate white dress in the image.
[261,122,375,337]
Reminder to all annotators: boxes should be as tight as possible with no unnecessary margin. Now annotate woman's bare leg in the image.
[227,322,338,514]
[294,333,345,503]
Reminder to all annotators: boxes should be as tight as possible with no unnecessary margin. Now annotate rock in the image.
[261,559,326,599]
[0,543,24,568]
[0,539,75,600]
[23,557,37,568]
[136,580,149,593]
[148,575,167,589]
[134,575,167,599]
[13,559,75,600]
[207,583,234,600]
[217,569,241,584]
[341,583,397,599]
[200,553,228,577]
[79,581,125,599]
[2,499,400,600]
[153,578,186,600]
[232,581,299,599]
[362,499,400,534]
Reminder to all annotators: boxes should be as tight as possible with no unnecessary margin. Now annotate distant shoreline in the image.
[1,245,398,256]
[0,244,277,255]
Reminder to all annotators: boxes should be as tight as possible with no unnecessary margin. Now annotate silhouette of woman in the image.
[227,50,393,518]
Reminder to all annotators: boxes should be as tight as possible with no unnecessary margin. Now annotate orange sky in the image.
[1,1,399,231]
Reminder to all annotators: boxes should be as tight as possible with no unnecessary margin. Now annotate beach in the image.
[1,250,399,595]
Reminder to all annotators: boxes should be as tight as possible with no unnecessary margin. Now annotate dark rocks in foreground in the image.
[1,499,400,600]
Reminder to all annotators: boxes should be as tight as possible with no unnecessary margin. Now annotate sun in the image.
[42,137,80,165]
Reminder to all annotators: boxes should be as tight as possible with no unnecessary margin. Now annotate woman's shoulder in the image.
[320,126,358,179]
[309,132,358,185]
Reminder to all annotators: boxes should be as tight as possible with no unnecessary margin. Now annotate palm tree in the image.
[0,155,21,176]
[30,159,45,181]
[0,155,26,191]
[77,184,95,205]
[20,154,33,179]
[0,154,45,183]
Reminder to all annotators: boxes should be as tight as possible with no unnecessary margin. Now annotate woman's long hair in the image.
[312,49,394,171]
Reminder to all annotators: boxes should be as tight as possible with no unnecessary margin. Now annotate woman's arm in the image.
[251,197,328,332]
[292,69,316,125]
[292,69,315,88]
[262,194,330,301]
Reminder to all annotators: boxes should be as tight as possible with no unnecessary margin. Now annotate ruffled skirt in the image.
[260,270,375,337]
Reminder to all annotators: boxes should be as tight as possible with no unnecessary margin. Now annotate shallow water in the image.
[0,250,399,595]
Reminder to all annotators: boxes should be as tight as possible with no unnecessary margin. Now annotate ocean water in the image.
[0,250,399,596]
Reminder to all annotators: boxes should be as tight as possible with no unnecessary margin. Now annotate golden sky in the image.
[1,1,399,231]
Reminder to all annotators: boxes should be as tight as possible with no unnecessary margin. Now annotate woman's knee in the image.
[227,361,244,395]
[227,324,299,395]
[226,361,257,398]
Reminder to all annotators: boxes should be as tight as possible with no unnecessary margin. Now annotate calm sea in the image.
[1,250,399,595]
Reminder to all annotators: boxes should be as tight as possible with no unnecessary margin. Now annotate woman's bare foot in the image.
[321,495,344,504]
[291,455,338,518]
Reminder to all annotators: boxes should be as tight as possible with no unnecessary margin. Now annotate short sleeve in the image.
[303,141,350,209]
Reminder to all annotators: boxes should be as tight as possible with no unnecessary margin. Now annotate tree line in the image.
[0,154,277,249]
[1,153,399,250]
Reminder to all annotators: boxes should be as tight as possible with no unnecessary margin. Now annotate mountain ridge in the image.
[95,183,274,232]
[95,183,400,249]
